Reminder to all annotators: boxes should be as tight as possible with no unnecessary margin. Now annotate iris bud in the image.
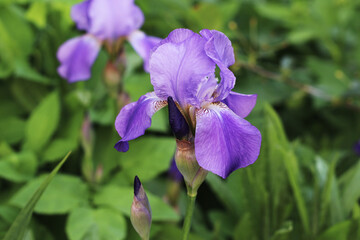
[168,96,190,140]
[175,140,208,197]
[131,176,152,240]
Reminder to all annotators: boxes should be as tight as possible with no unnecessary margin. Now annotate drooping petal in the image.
[200,29,236,100]
[87,0,144,40]
[195,103,261,178]
[114,92,167,152]
[57,35,101,82]
[149,29,215,107]
[222,91,257,118]
[128,31,161,72]
[71,0,92,31]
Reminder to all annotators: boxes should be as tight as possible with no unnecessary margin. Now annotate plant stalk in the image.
[182,194,196,240]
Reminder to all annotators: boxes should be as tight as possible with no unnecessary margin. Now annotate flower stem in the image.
[182,194,196,240]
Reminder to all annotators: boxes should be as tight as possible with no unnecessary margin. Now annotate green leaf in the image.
[0,5,34,78]
[3,152,70,240]
[120,136,176,181]
[94,185,179,221]
[316,220,352,240]
[66,207,127,240]
[0,151,37,182]
[233,212,255,240]
[26,2,47,28]
[0,117,26,144]
[341,160,360,215]
[153,224,203,240]
[11,173,88,214]
[263,104,310,234]
[42,138,77,163]
[24,91,60,152]
[206,173,241,215]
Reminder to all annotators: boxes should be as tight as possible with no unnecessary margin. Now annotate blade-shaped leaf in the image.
[3,152,71,240]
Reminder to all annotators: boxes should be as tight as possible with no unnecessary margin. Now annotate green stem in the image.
[182,194,196,240]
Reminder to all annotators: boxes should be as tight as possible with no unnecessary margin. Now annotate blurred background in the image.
[0,0,360,239]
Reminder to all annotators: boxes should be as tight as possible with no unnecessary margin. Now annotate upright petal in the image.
[114,92,167,152]
[87,0,144,40]
[222,91,257,118]
[200,29,236,100]
[128,31,161,72]
[71,0,92,31]
[57,35,101,82]
[195,103,261,178]
[149,29,215,107]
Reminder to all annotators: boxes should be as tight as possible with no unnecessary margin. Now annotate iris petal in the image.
[114,92,167,152]
[222,91,257,118]
[57,35,101,82]
[87,0,144,40]
[128,31,161,72]
[149,29,215,107]
[71,0,92,31]
[200,29,236,100]
[195,103,261,178]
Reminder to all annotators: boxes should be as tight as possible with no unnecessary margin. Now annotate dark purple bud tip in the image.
[134,176,142,196]
[114,141,129,152]
[167,96,189,140]
[354,140,360,156]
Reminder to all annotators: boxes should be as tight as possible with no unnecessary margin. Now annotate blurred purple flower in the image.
[354,140,360,156]
[114,29,261,178]
[57,0,161,82]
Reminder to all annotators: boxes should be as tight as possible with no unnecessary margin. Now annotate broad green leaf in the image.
[341,160,360,215]
[26,2,47,28]
[14,60,51,84]
[0,151,37,182]
[120,136,176,181]
[3,152,70,240]
[316,220,352,240]
[152,224,203,240]
[24,91,60,152]
[0,5,34,78]
[66,207,127,240]
[94,185,179,221]
[42,138,77,163]
[11,173,88,214]
[123,73,153,101]
[0,117,25,144]
[10,79,48,112]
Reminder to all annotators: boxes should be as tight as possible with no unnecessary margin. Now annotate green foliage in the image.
[0,0,360,239]
[3,152,70,240]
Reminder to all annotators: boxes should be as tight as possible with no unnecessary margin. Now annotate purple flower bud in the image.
[354,140,360,156]
[168,96,190,140]
[131,176,152,240]
[168,157,183,182]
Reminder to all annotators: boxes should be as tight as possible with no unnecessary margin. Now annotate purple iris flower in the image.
[57,0,161,82]
[114,29,261,178]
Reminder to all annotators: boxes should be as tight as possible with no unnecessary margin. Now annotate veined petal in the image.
[114,92,167,152]
[128,31,161,72]
[195,103,261,178]
[200,29,236,100]
[87,0,144,40]
[149,29,215,107]
[57,35,101,82]
[222,91,257,118]
[71,0,92,31]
